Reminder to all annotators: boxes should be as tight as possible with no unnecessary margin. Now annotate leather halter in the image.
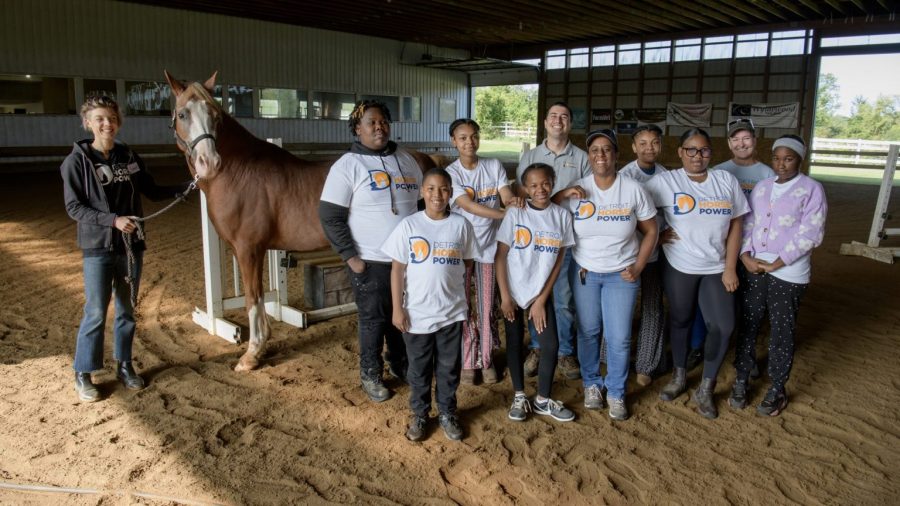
[170,110,217,157]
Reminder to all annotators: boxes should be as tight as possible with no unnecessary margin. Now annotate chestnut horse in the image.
[164,71,435,372]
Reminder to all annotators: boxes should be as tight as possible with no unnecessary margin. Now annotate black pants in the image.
[663,261,735,380]
[506,295,558,398]
[734,271,807,391]
[349,262,406,376]
[403,321,463,417]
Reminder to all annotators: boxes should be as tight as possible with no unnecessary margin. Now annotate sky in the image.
[819,53,900,116]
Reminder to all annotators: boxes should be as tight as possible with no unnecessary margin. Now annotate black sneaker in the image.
[438,413,463,441]
[757,388,788,417]
[116,361,145,390]
[686,348,703,370]
[406,414,427,441]
[728,379,749,410]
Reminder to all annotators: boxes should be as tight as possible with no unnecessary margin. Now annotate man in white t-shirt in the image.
[515,102,591,379]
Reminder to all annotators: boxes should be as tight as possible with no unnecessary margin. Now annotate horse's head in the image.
[164,70,222,179]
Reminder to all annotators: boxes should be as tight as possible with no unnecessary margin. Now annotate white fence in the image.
[811,137,900,170]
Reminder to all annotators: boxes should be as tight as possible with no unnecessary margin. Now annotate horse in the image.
[163,71,436,372]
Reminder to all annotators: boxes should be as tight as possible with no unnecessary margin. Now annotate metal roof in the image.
[121,0,898,57]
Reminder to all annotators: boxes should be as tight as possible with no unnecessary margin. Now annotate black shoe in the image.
[74,372,100,402]
[728,379,749,410]
[438,413,463,441]
[692,377,718,419]
[361,369,390,402]
[116,361,145,390]
[659,367,687,401]
[757,388,788,417]
[686,348,703,371]
[406,414,427,441]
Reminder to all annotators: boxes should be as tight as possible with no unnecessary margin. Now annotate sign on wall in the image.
[666,102,712,127]
[728,102,800,129]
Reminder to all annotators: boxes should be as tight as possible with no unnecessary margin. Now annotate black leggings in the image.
[506,295,558,398]
[663,262,735,380]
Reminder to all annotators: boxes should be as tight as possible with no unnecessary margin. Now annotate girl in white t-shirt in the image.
[617,124,669,387]
[644,128,750,420]
[383,168,476,442]
[496,163,576,423]
[553,129,658,421]
[445,119,524,386]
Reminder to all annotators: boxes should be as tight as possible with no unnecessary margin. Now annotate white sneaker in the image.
[607,395,629,421]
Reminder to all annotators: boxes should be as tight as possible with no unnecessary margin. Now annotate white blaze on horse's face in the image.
[186,98,221,179]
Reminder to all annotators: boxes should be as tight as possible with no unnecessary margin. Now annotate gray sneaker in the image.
[533,397,575,422]
[607,395,629,421]
[438,413,464,441]
[508,394,531,422]
[360,369,390,402]
[584,384,605,410]
[406,414,427,441]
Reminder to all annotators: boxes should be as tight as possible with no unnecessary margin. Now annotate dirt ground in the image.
[1,166,898,505]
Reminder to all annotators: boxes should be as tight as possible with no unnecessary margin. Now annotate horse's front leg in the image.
[234,245,270,372]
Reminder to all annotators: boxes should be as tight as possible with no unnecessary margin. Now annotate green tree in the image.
[814,72,844,138]
[845,95,900,141]
[474,85,537,139]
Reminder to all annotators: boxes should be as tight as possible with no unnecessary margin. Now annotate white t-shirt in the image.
[497,203,575,308]
[712,160,774,197]
[447,157,509,263]
[563,175,657,273]
[756,176,811,284]
[645,169,750,275]
[320,149,423,263]
[381,212,476,334]
[619,160,668,263]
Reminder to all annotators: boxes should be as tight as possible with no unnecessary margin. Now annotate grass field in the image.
[809,166,899,186]
[478,138,531,164]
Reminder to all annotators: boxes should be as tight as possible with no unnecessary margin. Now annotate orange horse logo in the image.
[513,225,532,249]
[409,236,430,263]
[368,170,391,190]
[673,192,696,215]
[463,185,476,200]
[575,200,596,220]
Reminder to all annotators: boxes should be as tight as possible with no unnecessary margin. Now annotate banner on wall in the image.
[571,107,588,130]
[728,102,799,128]
[591,108,612,125]
[616,108,667,132]
[666,102,712,127]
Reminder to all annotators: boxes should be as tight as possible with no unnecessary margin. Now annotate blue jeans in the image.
[73,252,142,373]
[569,261,639,399]
[529,248,576,357]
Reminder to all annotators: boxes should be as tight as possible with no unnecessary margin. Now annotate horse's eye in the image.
[177,112,186,120]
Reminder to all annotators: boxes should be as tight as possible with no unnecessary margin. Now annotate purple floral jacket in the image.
[741,173,827,265]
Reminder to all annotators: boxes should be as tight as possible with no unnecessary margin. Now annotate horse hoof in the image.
[235,354,259,372]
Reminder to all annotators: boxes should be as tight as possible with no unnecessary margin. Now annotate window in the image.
[703,35,733,60]
[546,49,566,70]
[592,45,615,67]
[311,91,355,120]
[259,88,307,118]
[439,98,456,123]
[512,58,541,66]
[84,78,117,101]
[675,38,701,61]
[770,30,806,56]
[227,85,254,118]
[0,74,75,114]
[821,33,900,48]
[569,47,589,69]
[402,96,421,122]
[644,41,671,63]
[360,95,399,120]
[618,43,641,65]
[125,81,171,116]
[736,33,768,58]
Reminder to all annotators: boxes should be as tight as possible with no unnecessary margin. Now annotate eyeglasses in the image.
[681,146,712,158]
[727,118,755,131]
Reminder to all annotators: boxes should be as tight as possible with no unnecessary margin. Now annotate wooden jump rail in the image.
[839,144,900,264]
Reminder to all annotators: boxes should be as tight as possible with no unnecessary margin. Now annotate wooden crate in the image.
[294,251,354,309]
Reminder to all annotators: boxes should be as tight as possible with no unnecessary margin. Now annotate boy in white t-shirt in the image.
[496,163,576,423]
[383,168,476,442]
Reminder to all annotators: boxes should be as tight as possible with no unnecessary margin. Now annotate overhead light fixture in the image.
[25,74,31,78]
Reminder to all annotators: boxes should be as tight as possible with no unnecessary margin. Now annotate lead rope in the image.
[122,174,200,307]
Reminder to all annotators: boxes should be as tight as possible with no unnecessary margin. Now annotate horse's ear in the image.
[203,71,218,92]
[164,70,185,96]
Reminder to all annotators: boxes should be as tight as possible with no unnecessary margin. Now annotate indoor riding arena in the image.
[1,1,898,504]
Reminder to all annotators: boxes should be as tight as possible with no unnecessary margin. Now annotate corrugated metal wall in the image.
[0,0,469,147]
